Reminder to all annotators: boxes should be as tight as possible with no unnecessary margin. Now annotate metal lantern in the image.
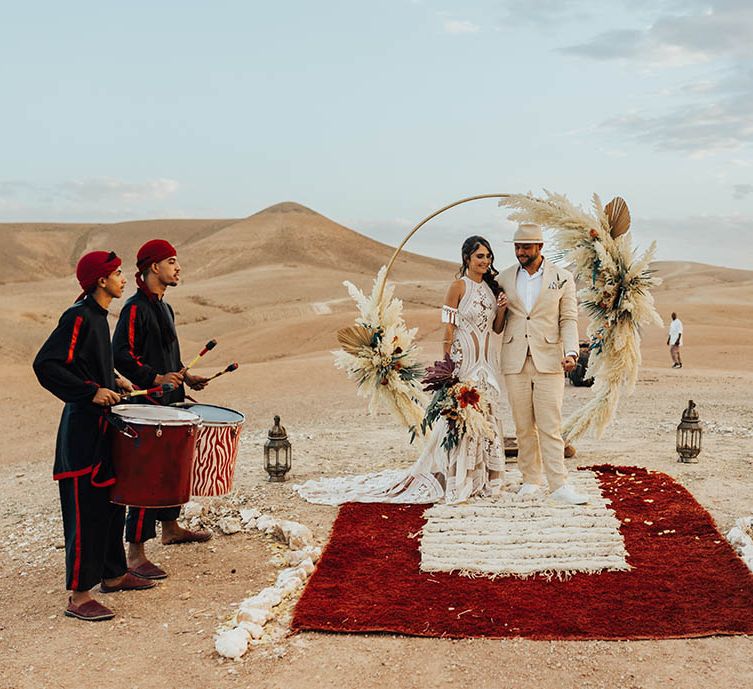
[676,400,702,463]
[264,415,292,481]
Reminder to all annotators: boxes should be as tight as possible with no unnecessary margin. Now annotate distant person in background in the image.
[667,312,683,369]
[569,340,595,387]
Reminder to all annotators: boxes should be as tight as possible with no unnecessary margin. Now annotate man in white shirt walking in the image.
[668,312,683,368]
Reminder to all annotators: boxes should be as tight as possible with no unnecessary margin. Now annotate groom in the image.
[498,223,588,504]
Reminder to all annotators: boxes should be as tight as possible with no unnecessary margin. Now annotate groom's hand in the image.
[561,355,577,373]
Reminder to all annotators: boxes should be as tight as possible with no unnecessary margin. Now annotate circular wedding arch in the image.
[378,193,512,303]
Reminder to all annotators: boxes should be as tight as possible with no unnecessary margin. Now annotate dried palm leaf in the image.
[337,325,372,355]
[605,197,631,238]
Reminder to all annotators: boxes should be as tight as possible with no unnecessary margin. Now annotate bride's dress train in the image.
[295,276,506,505]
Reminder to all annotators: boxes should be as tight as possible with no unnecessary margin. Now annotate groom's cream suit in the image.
[498,259,579,490]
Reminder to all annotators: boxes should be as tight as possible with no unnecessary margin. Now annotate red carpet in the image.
[292,465,753,640]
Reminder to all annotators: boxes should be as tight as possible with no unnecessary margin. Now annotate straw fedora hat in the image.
[509,222,544,244]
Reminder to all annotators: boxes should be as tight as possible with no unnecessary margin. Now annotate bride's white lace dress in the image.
[295,276,506,505]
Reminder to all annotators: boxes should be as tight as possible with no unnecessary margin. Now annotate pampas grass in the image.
[500,191,663,441]
[333,267,428,434]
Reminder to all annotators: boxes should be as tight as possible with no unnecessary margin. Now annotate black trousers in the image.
[58,475,127,591]
[125,506,181,544]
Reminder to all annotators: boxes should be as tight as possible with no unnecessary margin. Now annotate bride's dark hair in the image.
[457,235,501,296]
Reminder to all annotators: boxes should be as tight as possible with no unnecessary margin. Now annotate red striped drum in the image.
[176,404,245,496]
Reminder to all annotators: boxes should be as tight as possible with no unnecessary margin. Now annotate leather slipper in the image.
[162,528,212,545]
[65,598,115,621]
[100,572,157,593]
[129,561,168,580]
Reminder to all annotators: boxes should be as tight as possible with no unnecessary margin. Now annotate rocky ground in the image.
[1,358,752,689]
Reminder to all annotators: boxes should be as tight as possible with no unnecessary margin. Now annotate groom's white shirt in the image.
[515,261,544,313]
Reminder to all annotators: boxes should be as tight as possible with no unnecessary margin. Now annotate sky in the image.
[1,0,752,269]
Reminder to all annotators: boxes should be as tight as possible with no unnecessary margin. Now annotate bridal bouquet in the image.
[419,354,495,453]
[334,267,428,433]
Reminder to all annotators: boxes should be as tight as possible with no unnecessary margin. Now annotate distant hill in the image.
[0,202,451,284]
[179,202,451,280]
[0,218,234,284]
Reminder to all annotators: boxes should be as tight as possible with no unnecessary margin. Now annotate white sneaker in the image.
[517,483,543,497]
[550,484,589,505]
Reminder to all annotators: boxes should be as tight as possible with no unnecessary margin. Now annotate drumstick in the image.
[184,339,217,371]
[121,383,175,400]
[206,362,239,382]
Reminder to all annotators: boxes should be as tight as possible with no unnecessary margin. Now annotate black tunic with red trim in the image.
[112,287,185,406]
[32,295,116,482]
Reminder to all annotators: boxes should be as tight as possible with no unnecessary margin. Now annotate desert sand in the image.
[1,202,752,689]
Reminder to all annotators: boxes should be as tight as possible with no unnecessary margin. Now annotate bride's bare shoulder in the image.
[444,278,465,307]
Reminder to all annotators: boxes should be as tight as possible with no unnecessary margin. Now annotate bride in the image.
[295,236,509,505]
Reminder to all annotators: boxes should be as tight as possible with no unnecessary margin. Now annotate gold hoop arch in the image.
[378,193,512,305]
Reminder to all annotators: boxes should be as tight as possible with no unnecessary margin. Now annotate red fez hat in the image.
[136,239,177,271]
[76,251,122,296]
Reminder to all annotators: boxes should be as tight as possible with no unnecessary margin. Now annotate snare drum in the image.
[109,404,202,507]
[175,403,245,496]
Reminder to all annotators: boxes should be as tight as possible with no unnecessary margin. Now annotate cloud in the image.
[441,18,480,34]
[732,184,753,199]
[57,177,179,203]
[553,1,753,155]
[0,177,181,221]
[601,74,753,155]
[561,29,710,67]
[561,1,753,65]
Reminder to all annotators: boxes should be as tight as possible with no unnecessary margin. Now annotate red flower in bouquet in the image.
[457,385,480,409]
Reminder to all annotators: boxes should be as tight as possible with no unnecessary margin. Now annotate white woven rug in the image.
[420,469,630,578]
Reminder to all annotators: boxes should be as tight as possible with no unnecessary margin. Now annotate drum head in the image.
[111,404,201,426]
[179,404,245,426]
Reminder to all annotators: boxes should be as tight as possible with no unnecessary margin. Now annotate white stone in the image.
[240,508,262,523]
[276,580,300,596]
[727,526,747,547]
[280,521,314,549]
[251,587,283,608]
[276,567,307,585]
[237,605,271,626]
[218,517,242,535]
[256,515,279,533]
[297,557,315,576]
[237,621,264,639]
[215,627,249,659]
[285,550,308,566]
[183,501,203,519]
[303,545,322,562]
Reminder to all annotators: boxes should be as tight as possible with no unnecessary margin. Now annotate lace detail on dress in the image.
[294,276,506,506]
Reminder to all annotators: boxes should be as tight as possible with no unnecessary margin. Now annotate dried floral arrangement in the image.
[334,266,427,434]
[499,192,663,440]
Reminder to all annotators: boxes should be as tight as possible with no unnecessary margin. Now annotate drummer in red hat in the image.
[33,251,156,622]
[112,239,210,581]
